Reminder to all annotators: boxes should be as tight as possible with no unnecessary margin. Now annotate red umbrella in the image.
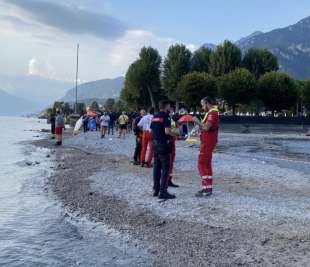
[178,115,194,123]
[87,111,98,117]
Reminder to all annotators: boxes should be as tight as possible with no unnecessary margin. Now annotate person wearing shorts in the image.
[118,111,129,138]
[55,110,64,146]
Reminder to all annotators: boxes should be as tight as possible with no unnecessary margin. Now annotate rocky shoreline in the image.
[32,133,310,267]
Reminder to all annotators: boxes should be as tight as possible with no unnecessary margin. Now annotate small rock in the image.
[26,161,33,166]
[155,220,166,227]
[46,154,51,158]
[261,238,270,246]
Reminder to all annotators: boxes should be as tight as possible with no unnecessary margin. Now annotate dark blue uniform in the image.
[150,111,171,194]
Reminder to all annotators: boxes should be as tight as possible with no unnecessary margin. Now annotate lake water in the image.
[0,117,148,267]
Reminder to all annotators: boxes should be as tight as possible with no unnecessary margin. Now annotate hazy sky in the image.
[1,0,310,83]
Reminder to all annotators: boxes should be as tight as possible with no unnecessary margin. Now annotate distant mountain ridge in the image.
[237,16,310,79]
[0,89,41,116]
[61,76,124,102]
[202,16,310,79]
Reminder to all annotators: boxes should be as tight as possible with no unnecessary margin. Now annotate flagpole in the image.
[75,43,79,113]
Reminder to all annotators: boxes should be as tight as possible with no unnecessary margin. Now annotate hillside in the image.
[237,16,310,79]
[0,74,71,106]
[61,77,124,102]
[0,89,41,116]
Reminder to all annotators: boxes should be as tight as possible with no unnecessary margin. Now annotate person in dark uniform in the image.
[132,109,146,165]
[150,100,179,200]
[50,112,56,139]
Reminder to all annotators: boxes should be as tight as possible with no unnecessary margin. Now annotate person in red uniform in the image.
[193,97,219,197]
[138,107,154,168]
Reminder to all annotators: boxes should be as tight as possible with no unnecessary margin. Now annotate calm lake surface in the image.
[0,117,147,267]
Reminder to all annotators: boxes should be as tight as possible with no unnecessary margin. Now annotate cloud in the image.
[28,58,56,79]
[108,30,197,75]
[7,0,127,40]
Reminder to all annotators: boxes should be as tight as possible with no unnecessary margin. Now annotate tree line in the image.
[121,41,310,116]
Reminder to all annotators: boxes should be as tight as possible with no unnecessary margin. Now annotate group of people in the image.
[82,111,136,139]
[50,96,219,200]
[131,97,219,200]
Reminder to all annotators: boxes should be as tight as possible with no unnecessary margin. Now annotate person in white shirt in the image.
[100,112,110,138]
[138,107,154,167]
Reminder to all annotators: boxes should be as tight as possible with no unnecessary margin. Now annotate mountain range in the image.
[61,76,124,103]
[205,16,310,79]
[0,89,41,116]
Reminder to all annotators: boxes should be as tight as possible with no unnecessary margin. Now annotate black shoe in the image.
[146,162,153,168]
[158,192,176,200]
[153,191,159,197]
[133,161,140,165]
[168,181,179,188]
[141,162,146,167]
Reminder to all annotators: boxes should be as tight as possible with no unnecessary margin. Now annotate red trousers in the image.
[198,132,217,177]
[168,140,176,183]
[140,131,153,164]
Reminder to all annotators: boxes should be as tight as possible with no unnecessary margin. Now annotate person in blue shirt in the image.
[150,100,179,200]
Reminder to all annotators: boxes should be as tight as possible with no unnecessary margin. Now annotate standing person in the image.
[118,112,129,138]
[100,112,110,138]
[132,109,146,165]
[108,111,115,135]
[82,114,88,133]
[55,110,65,146]
[50,112,56,139]
[193,97,219,197]
[151,100,179,200]
[95,114,101,131]
[167,116,180,188]
[138,107,154,168]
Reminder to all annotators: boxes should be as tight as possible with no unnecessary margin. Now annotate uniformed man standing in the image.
[193,97,219,197]
[150,100,179,200]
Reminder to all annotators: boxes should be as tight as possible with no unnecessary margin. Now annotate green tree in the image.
[74,103,86,115]
[53,101,64,112]
[90,101,100,111]
[105,98,115,111]
[121,47,162,109]
[209,40,241,76]
[191,47,212,73]
[300,80,310,112]
[242,48,279,78]
[179,72,217,109]
[257,71,298,114]
[218,68,256,114]
[162,44,192,104]
[63,102,73,116]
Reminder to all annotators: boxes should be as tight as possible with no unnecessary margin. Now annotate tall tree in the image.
[90,101,100,111]
[121,47,162,109]
[242,48,279,78]
[218,68,256,114]
[191,47,212,73]
[162,44,192,104]
[105,98,116,111]
[178,72,217,109]
[209,40,241,76]
[300,80,310,112]
[257,71,298,114]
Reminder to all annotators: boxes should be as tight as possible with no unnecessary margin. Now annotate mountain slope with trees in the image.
[237,16,310,79]
[61,77,124,102]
